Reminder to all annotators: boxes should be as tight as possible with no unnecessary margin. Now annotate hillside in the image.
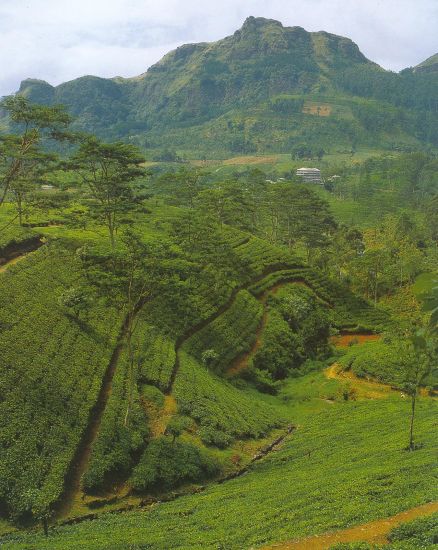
[13,17,438,154]
[414,53,438,73]
[0,18,437,548]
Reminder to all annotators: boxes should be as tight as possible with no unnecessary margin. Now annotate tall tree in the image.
[196,181,254,230]
[69,137,145,249]
[158,167,204,209]
[266,183,337,259]
[80,230,180,425]
[0,96,71,221]
[402,331,436,451]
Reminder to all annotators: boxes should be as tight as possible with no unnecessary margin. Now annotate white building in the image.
[296,167,322,184]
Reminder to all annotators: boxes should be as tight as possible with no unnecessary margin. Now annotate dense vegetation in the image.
[7,17,437,156]
[3,388,436,548]
[0,245,121,519]
[0,25,437,547]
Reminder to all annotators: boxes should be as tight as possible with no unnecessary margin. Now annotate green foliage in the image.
[82,349,149,493]
[0,244,120,518]
[248,267,390,332]
[174,352,283,445]
[58,286,88,316]
[140,384,165,409]
[5,394,436,548]
[135,323,176,391]
[130,437,219,492]
[185,290,263,373]
[388,512,438,547]
[252,309,301,378]
[339,341,405,385]
[338,338,437,390]
[233,235,303,274]
[0,95,71,216]
[165,416,192,441]
[67,137,145,248]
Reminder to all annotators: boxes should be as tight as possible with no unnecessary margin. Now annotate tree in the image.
[196,181,254,230]
[402,331,436,451]
[158,167,204,209]
[328,226,364,280]
[165,416,192,443]
[169,211,251,287]
[0,96,71,222]
[80,230,181,425]
[58,287,89,318]
[265,183,337,259]
[69,137,145,249]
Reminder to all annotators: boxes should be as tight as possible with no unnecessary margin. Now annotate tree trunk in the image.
[124,320,134,427]
[42,517,48,537]
[109,224,115,251]
[409,392,416,451]
[17,193,23,226]
[374,274,378,307]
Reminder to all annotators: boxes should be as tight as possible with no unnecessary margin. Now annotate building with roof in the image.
[296,167,322,184]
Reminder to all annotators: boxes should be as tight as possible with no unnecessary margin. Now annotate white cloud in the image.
[0,0,437,96]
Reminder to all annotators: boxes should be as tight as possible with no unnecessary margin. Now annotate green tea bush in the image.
[252,309,301,379]
[140,384,165,409]
[388,512,438,547]
[173,352,283,445]
[234,236,303,275]
[134,320,176,391]
[130,437,219,491]
[82,349,149,493]
[249,267,390,331]
[338,341,403,386]
[0,244,121,518]
[185,290,263,373]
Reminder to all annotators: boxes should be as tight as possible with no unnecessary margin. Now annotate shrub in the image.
[140,384,165,409]
[165,416,192,442]
[338,340,405,386]
[174,352,282,444]
[199,427,232,449]
[130,437,219,492]
[253,310,302,379]
[388,512,438,546]
[242,366,281,395]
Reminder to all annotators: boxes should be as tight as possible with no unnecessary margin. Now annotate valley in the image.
[0,13,437,550]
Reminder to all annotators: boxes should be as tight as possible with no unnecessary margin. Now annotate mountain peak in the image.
[17,78,54,103]
[241,16,284,30]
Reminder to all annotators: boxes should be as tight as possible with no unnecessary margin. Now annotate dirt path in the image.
[165,263,307,394]
[56,298,150,519]
[227,283,285,377]
[330,333,380,348]
[325,362,394,399]
[55,339,125,518]
[266,501,438,549]
[0,253,28,273]
[0,236,44,273]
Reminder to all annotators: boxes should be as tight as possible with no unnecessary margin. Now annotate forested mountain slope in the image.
[11,17,438,154]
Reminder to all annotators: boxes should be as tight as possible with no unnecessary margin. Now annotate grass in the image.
[4,370,437,549]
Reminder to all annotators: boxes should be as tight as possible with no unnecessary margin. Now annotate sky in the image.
[1,0,437,97]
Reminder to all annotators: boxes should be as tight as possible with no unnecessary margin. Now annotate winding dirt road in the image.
[265,501,438,549]
[325,361,395,399]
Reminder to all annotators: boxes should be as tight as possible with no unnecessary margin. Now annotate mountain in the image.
[414,53,438,73]
[13,17,438,154]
